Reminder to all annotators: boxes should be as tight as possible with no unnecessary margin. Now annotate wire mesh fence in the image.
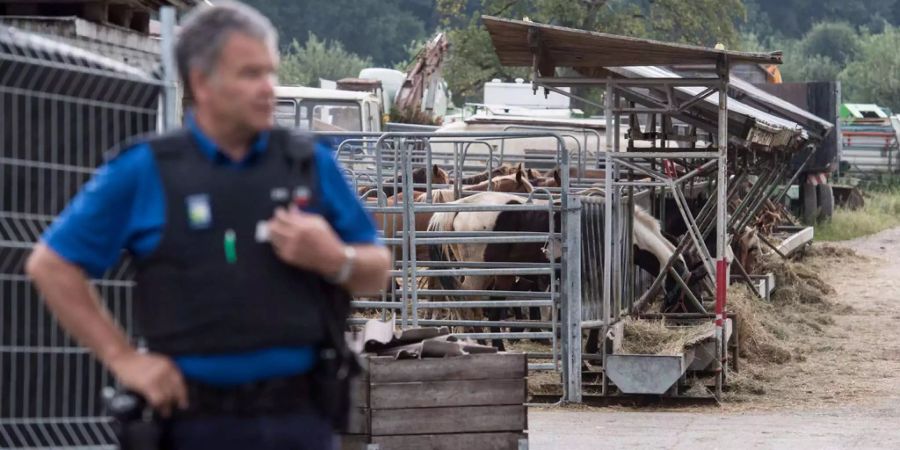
[0,25,160,449]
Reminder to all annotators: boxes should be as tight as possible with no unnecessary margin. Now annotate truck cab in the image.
[274,86,382,143]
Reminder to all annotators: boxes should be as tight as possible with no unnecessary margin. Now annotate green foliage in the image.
[278,35,371,87]
[801,22,860,66]
[840,27,900,112]
[743,0,900,38]
[814,188,900,241]
[442,17,529,104]
[243,0,429,66]
[643,0,747,48]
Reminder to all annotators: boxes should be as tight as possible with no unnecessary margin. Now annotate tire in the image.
[802,181,818,225]
[817,183,834,222]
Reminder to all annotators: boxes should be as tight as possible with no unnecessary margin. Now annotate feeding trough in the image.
[606,353,692,395]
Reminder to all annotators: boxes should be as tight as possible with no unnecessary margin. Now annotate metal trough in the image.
[687,319,733,371]
[606,353,693,395]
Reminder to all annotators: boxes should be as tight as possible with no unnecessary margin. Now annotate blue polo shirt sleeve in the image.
[41,144,165,278]
[313,142,379,245]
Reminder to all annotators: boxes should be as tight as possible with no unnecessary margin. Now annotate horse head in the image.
[431,164,451,186]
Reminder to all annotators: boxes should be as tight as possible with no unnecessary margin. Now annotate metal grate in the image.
[0,24,161,449]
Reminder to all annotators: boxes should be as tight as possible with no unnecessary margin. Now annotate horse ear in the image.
[553,168,561,185]
[432,164,441,176]
[516,166,525,184]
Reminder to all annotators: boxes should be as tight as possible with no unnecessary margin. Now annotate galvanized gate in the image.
[329,131,584,402]
[0,26,162,448]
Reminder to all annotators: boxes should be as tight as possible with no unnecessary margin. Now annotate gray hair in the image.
[175,1,278,87]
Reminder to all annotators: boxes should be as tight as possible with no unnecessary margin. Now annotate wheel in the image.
[802,181,818,225]
[817,183,834,222]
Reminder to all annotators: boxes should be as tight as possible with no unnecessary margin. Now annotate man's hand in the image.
[268,207,347,277]
[108,351,188,418]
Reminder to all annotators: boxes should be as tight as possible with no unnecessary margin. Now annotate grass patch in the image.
[815,188,900,241]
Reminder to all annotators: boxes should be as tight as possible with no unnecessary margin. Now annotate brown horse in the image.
[458,164,516,185]
[531,168,561,188]
[358,164,452,198]
[372,165,535,250]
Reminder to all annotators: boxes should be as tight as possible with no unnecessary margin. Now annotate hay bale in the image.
[620,319,714,355]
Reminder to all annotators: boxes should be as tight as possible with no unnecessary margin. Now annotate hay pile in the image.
[620,318,715,355]
[759,255,836,306]
[726,244,855,367]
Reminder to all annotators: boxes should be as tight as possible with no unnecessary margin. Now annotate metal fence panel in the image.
[1,25,160,449]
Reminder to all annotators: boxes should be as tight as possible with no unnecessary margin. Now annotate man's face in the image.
[191,32,277,134]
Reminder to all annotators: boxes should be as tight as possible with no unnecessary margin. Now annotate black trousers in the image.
[164,374,334,450]
[166,411,335,450]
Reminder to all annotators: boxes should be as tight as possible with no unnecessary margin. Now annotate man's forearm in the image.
[26,244,135,367]
[340,244,391,295]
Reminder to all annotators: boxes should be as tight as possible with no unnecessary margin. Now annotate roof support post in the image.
[715,56,730,402]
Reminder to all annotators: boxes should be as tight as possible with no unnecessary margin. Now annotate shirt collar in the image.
[185,112,270,168]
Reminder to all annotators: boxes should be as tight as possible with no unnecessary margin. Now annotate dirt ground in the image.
[529,226,900,449]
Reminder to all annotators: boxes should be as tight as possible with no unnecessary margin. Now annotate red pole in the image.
[715,259,728,328]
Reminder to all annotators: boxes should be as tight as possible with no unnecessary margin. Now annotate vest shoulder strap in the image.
[270,127,317,162]
[105,129,192,163]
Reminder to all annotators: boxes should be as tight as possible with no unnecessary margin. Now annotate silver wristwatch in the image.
[328,246,356,285]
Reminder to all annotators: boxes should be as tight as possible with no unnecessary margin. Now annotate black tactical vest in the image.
[130,128,342,356]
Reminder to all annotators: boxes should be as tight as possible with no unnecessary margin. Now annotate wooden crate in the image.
[342,353,528,450]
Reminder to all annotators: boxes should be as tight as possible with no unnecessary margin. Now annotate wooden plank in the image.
[370,379,526,409]
[368,353,526,383]
[344,408,370,435]
[372,432,526,450]
[371,405,526,436]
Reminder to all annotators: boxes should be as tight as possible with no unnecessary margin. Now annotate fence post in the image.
[160,6,178,131]
[562,196,583,403]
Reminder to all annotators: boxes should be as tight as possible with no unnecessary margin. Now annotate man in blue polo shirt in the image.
[25,3,389,449]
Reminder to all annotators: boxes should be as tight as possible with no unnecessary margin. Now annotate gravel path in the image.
[529,226,900,449]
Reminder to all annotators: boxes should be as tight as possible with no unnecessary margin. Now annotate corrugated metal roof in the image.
[728,76,833,132]
[483,16,782,68]
[600,65,808,148]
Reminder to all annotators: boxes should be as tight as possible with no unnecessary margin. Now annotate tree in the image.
[642,0,747,48]
[243,0,429,66]
[278,35,371,87]
[801,22,860,66]
[840,27,900,112]
[743,0,900,38]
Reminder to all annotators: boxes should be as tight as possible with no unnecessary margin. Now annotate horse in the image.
[458,164,517,185]
[531,168,561,188]
[371,164,534,245]
[427,190,700,350]
[369,167,536,303]
[358,164,452,198]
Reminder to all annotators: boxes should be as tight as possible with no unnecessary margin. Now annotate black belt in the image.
[178,374,314,418]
